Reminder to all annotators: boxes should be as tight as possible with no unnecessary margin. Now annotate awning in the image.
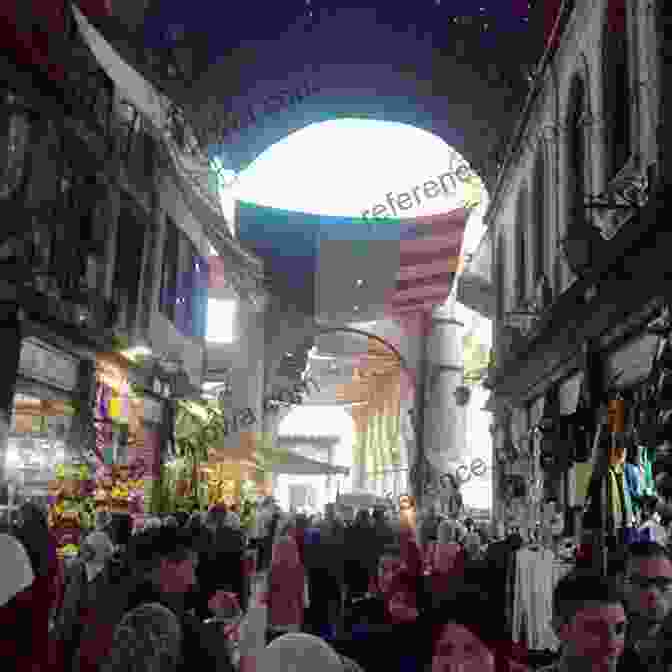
[69,4,266,304]
[271,452,350,477]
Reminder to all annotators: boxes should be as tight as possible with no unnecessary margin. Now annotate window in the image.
[0,91,33,202]
[117,100,142,158]
[206,298,236,344]
[516,186,528,304]
[602,0,630,179]
[532,150,545,282]
[160,216,179,322]
[567,76,588,237]
[160,216,208,339]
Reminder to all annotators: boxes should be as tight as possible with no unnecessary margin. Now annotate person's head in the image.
[163,516,178,529]
[81,531,114,578]
[0,533,34,610]
[437,519,458,545]
[96,510,113,532]
[425,586,498,672]
[378,546,402,591]
[624,542,672,626]
[372,507,386,523]
[129,527,197,595]
[642,496,658,521]
[463,517,474,533]
[109,513,133,548]
[355,509,370,527]
[101,602,182,672]
[463,532,481,559]
[341,506,355,524]
[258,633,344,672]
[205,504,229,532]
[551,571,626,670]
[13,502,50,577]
[173,512,189,528]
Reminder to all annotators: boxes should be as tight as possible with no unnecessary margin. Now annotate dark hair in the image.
[422,585,500,668]
[626,541,671,567]
[174,512,189,528]
[14,502,51,577]
[109,513,133,548]
[553,571,624,624]
[128,527,194,576]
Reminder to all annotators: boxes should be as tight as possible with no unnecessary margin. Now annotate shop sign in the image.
[19,338,78,392]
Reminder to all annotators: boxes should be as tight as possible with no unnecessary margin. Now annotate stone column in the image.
[422,303,466,480]
[0,304,21,487]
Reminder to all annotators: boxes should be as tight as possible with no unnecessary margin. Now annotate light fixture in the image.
[356,279,364,287]
[121,344,153,361]
[353,305,359,312]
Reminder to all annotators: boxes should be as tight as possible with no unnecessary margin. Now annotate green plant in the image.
[462,331,491,385]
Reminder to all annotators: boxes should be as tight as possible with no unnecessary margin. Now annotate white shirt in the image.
[513,547,557,651]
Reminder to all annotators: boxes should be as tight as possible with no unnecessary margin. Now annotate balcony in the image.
[0,200,118,345]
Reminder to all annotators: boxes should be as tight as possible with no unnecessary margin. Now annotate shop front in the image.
[3,338,80,519]
[92,353,164,518]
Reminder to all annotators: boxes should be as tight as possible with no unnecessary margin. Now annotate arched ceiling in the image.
[107,1,550,191]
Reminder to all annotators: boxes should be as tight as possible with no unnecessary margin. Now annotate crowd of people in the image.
[2,497,672,671]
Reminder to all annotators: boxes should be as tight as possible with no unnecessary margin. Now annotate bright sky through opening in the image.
[214,118,492,510]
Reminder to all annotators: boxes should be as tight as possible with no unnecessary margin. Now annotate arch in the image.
[175,6,532,190]
[565,74,589,239]
[601,0,631,180]
[532,149,546,283]
[515,184,529,305]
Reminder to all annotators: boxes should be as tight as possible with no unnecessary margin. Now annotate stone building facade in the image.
[483,0,667,532]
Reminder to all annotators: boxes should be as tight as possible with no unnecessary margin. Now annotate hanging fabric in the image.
[512,546,557,651]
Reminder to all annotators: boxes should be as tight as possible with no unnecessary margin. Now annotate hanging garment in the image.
[607,464,632,529]
[568,463,593,508]
[512,547,556,651]
[640,446,656,496]
[624,463,643,501]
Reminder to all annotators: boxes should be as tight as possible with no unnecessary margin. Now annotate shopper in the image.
[538,570,627,672]
[124,526,234,672]
[14,502,63,669]
[56,531,115,671]
[257,633,344,672]
[422,584,529,672]
[100,602,182,672]
[266,536,306,641]
[619,542,672,671]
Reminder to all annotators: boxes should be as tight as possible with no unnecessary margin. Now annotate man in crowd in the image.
[618,541,672,671]
[540,570,627,672]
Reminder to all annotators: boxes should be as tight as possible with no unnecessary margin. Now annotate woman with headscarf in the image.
[199,505,245,613]
[257,633,345,672]
[0,533,38,671]
[431,519,466,600]
[100,602,182,672]
[266,536,306,642]
[56,531,115,670]
[14,502,63,668]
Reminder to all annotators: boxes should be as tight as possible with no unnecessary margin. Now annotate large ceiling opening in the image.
[218,118,493,510]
